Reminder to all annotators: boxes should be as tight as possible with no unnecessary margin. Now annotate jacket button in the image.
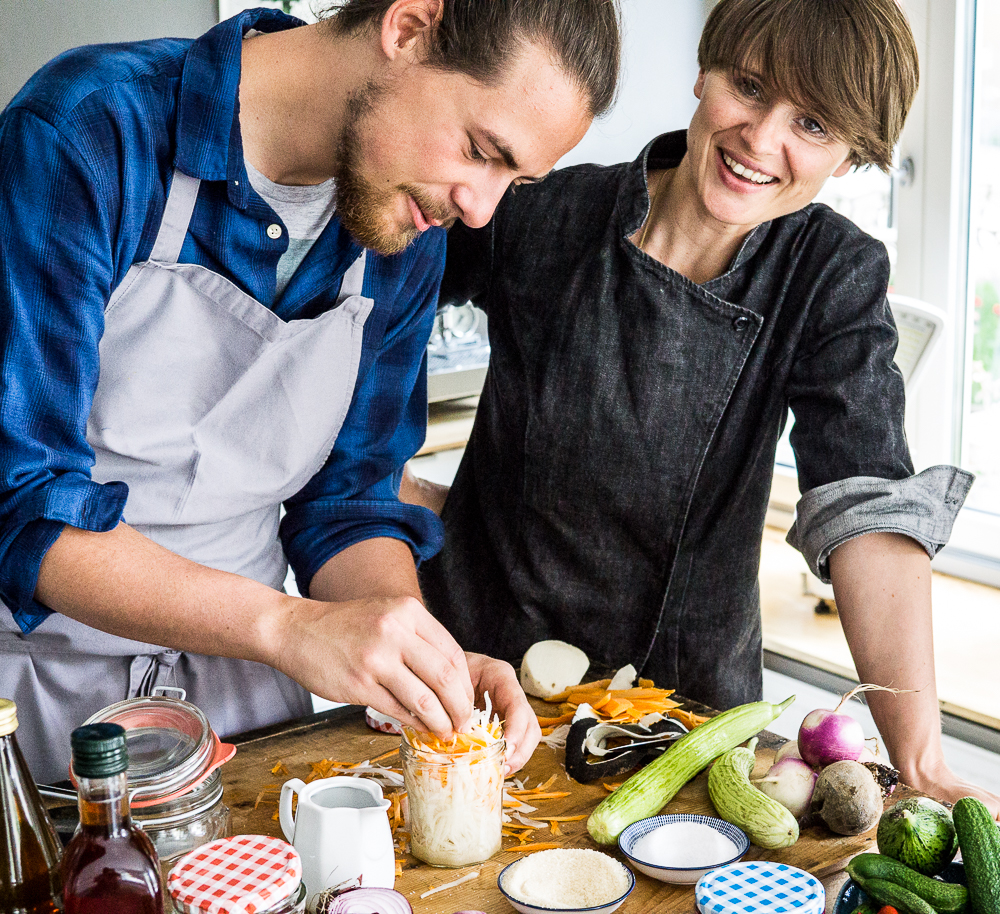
[266,223,283,240]
[732,315,750,331]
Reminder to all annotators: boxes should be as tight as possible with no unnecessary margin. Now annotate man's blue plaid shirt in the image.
[0,9,444,633]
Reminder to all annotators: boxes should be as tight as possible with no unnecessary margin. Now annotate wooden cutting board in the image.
[222,704,907,914]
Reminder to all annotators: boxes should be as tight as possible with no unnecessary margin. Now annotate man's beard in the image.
[335,83,447,256]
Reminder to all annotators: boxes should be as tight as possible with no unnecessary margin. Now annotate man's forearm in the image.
[308,535,423,604]
[35,521,290,666]
[828,531,943,782]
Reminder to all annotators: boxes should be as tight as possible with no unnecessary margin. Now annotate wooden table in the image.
[223,704,913,914]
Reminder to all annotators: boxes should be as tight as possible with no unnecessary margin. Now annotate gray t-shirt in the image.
[245,159,337,299]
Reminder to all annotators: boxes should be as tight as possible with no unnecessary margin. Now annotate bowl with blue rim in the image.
[834,861,966,914]
[618,813,749,884]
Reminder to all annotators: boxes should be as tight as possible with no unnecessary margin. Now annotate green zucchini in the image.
[859,877,938,914]
[847,852,968,913]
[953,796,1000,914]
[707,737,798,848]
[586,695,795,845]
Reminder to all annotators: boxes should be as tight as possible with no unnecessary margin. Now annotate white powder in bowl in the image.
[502,848,631,908]
[631,820,739,868]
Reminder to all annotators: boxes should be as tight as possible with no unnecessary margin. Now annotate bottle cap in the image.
[71,722,130,778]
[0,698,18,736]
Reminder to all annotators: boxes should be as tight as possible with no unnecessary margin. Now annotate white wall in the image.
[559,0,707,170]
[0,0,219,108]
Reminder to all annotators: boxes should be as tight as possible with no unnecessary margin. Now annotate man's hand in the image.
[466,652,541,775]
[270,592,475,739]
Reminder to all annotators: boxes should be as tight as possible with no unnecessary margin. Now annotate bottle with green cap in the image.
[61,722,163,913]
[1,697,63,913]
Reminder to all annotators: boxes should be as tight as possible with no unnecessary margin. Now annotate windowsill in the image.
[759,524,1000,732]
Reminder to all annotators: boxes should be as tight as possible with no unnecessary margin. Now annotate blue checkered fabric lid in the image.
[695,860,825,914]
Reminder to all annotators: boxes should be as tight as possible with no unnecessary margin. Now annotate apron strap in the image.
[336,250,367,303]
[149,170,202,265]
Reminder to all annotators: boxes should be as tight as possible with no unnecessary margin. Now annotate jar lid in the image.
[168,835,302,914]
[82,695,235,807]
[696,861,825,914]
[0,698,17,736]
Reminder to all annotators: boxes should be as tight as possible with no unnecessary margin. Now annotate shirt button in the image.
[732,315,750,331]
[266,224,282,240]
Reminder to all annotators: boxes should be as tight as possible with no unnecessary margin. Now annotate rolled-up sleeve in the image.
[781,228,972,581]
[279,234,446,595]
[0,106,129,632]
[787,466,973,582]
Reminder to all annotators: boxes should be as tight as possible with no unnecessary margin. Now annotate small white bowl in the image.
[497,853,635,914]
[618,813,749,885]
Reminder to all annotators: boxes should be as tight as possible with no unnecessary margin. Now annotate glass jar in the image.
[138,769,231,876]
[168,835,305,914]
[400,736,505,867]
[82,692,235,875]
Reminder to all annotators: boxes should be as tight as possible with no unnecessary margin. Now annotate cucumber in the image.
[707,737,798,848]
[877,796,958,876]
[953,796,1000,914]
[858,877,938,914]
[849,905,879,914]
[847,852,968,913]
[586,695,795,844]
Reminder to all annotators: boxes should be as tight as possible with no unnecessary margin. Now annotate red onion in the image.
[319,887,412,914]
[797,684,902,769]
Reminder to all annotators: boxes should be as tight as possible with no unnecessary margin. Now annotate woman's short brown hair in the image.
[698,0,918,171]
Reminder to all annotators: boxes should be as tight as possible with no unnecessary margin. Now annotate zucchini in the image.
[953,796,1000,914]
[707,737,798,848]
[586,695,795,845]
[847,852,968,913]
[859,877,938,914]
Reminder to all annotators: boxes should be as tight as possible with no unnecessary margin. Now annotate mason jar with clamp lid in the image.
[81,688,235,874]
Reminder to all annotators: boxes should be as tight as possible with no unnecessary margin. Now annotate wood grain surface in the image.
[223,703,914,914]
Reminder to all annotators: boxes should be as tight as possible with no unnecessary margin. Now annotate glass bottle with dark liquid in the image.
[0,697,64,913]
[61,723,162,914]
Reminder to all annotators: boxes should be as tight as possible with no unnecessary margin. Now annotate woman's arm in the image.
[829,531,1000,818]
[399,463,450,515]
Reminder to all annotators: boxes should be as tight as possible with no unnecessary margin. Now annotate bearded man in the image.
[0,0,620,783]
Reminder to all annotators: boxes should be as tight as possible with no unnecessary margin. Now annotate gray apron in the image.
[1,171,373,783]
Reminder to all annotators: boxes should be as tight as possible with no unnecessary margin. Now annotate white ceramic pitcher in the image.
[279,776,395,908]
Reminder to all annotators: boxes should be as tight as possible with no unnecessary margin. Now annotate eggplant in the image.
[564,716,687,783]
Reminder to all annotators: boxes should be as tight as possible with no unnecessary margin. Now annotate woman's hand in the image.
[898,756,1000,821]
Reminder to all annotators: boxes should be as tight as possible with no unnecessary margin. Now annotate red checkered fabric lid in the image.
[168,834,302,914]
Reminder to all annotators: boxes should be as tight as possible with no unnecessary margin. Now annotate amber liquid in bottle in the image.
[61,771,162,914]
[0,700,63,914]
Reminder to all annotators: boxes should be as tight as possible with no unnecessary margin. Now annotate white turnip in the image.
[519,640,590,699]
[774,740,802,763]
[755,757,818,819]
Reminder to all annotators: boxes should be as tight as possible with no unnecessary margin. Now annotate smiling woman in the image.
[417,0,1000,820]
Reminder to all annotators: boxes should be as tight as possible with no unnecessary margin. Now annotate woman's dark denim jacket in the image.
[419,131,971,711]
